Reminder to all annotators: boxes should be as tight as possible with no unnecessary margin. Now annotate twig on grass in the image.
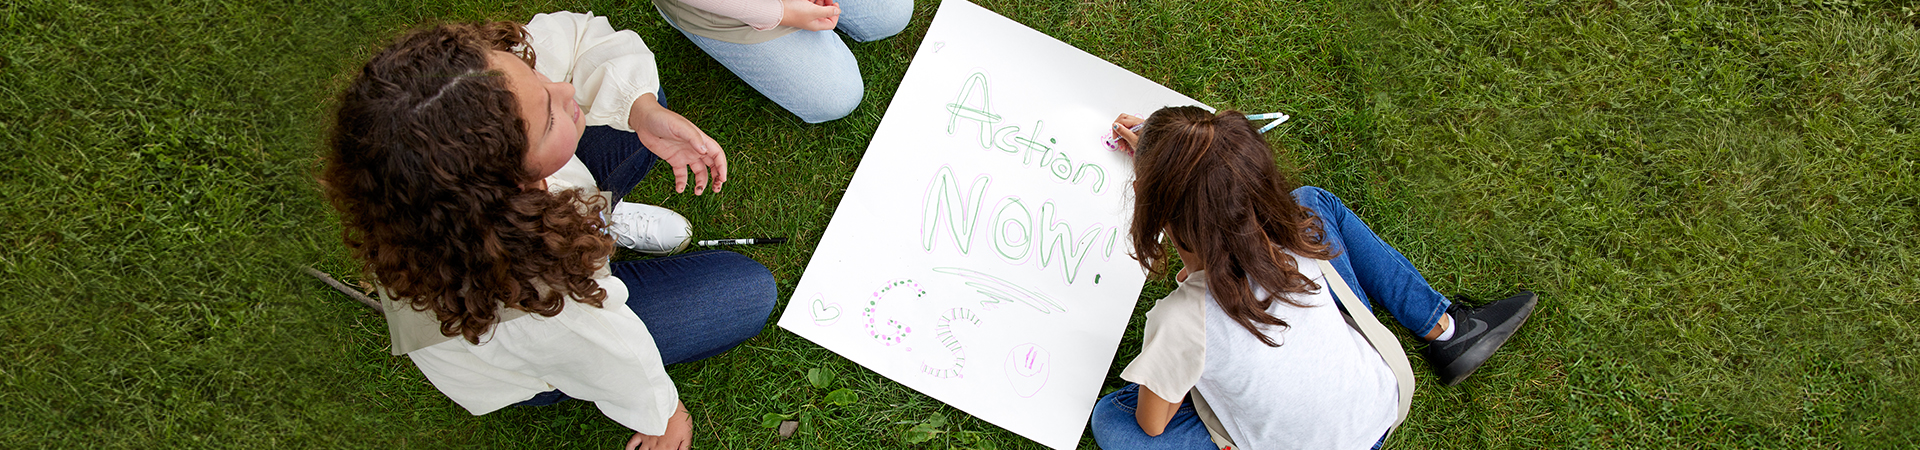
[303,266,381,311]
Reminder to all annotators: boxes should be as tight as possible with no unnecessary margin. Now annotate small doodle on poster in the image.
[934,267,1064,314]
[864,279,925,346]
[1005,343,1052,398]
[921,307,981,379]
[808,294,842,326]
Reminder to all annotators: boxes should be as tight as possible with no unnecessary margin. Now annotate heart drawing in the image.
[809,294,841,326]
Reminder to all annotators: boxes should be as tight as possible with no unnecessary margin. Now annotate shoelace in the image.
[606,210,661,248]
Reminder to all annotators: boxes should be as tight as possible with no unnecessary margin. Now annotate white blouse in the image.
[393,11,679,436]
[526,11,661,133]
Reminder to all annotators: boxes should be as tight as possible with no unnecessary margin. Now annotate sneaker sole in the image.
[1440,291,1538,386]
[636,236,692,256]
[636,220,694,256]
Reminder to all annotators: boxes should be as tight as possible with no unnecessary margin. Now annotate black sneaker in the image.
[1422,291,1538,386]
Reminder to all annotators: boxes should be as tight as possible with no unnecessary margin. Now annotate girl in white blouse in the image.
[323,13,775,450]
[1093,107,1538,449]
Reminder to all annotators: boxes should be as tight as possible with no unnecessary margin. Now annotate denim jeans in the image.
[1089,384,1219,450]
[1091,383,1388,450]
[667,0,914,123]
[1291,186,1452,334]
[515,122,778,407]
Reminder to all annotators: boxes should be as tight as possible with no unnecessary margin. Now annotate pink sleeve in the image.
[677,0,785,31]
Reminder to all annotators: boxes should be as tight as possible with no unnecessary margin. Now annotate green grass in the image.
[1,0,1915,448]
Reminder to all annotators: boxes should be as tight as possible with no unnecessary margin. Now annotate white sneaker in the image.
[606,202,693,255]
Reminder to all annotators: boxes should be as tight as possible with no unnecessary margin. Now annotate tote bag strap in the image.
[1314,259,1416,440]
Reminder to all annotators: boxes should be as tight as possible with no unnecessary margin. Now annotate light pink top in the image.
[679,0,783,30]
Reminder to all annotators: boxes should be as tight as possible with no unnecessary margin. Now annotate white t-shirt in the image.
[1120,252,1399,450]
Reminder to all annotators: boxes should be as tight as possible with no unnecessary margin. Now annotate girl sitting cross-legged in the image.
[323,13,774,450]
[1092,107,1538,450]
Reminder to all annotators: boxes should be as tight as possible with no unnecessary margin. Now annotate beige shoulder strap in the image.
[1314,259,1415,441]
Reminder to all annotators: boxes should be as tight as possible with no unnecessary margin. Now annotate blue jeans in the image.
[515,123,778,407]
[1091,384,1388,450]
[1089,385,1218,450]
[1292,186,1452,334]
[667,0,914,123]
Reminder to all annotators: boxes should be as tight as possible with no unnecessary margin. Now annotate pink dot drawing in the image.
[863,279,925,347]
[1004,343,1051,398]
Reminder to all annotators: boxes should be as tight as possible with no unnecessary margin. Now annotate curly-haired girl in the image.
[1091,107,1538,449]
[323,12,774,450]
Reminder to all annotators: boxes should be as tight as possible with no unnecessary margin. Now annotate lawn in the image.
[1,0,1914,448]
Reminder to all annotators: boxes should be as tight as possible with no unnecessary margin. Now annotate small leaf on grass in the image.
[956,430,1000,450]
[760,412,791,428]
[806,367,834,389]
[904,421,945,443]
[904,413,948,443]
[824,388,859,406]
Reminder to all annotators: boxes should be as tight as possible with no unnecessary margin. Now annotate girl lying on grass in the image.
[1092,107,1538,450]
[323,13,774,450]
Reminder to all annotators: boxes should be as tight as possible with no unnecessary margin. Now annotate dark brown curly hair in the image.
[1129,106,1336,347]
[324,22,613,344]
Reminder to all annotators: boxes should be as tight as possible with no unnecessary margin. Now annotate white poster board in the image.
[776,1,1208,447]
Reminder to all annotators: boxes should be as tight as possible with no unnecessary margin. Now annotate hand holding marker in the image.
[696,237,788,247]
[1104,113,1145,154]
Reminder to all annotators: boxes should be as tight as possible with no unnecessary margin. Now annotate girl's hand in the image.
[625,402,693,450]
[1111,113,1145,155]
[780,0,841,31]
[629,94,728,195]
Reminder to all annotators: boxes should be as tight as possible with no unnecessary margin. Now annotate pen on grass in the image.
[696,237,789,247]
[1108,111,1289,153]
[1246,112,1291,134]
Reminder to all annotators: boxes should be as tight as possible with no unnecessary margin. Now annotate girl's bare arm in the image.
[1134,385,1183,436]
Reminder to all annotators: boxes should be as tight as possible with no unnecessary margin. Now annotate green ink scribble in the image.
[933,267,1065,314]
